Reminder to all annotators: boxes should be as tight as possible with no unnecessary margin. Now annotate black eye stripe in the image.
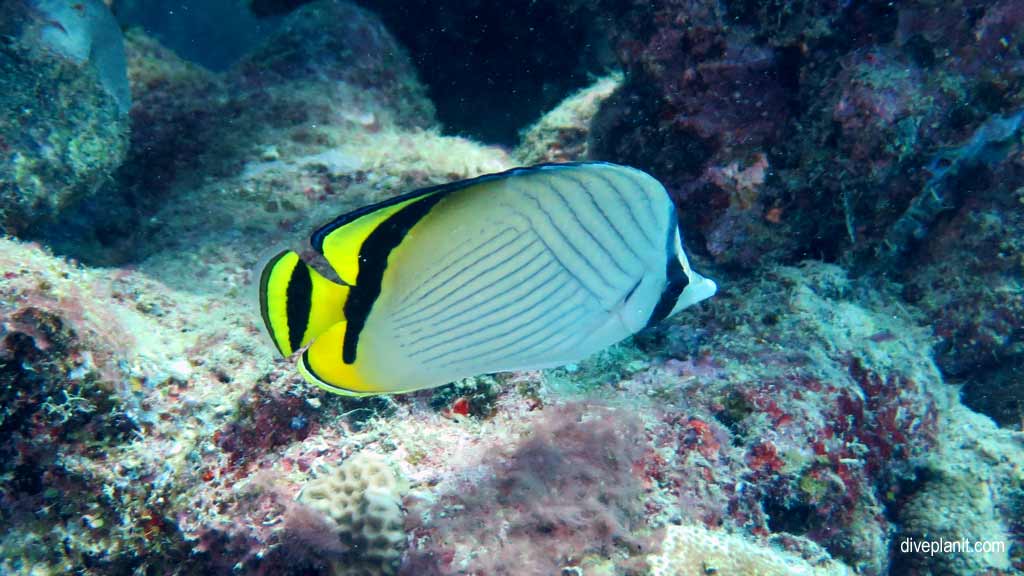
[286,259,313,353]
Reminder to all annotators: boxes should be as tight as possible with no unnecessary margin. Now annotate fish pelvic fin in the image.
[259,250,348,357]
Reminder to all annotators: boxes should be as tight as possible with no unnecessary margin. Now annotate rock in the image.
[903,150,1024,380]
[38,29,228,264]
[227,0,436,133]
[0,0,130,234]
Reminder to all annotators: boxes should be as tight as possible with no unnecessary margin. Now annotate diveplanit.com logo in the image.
[899,536,1007,557]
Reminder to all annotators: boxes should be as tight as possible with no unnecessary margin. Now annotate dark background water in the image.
[113,0,276,71]
[111,0,612,144]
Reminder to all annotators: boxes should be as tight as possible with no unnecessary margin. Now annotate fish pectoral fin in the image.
[299,322,380,397]
[259,250,349,357]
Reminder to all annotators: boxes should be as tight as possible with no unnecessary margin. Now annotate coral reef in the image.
[3,2,1024,575]
[595,1,787,169]
[587,0,1023,270]
[392,261,994,576]
[588,0,793,268]
[0,0,129,234]
[427,376,501,420]
[41,0,447,266]
[12,223,1017,575]
[0,238,207,572]
[636,262,945,575]
[559,0,1024,441]
[876,111,1024,271]
[40,29,228,263]
[899,115,1024,387]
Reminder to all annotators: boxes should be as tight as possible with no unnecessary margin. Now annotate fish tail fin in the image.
[259,250,348,357]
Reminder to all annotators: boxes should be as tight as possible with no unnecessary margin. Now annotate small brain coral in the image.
[299,451,407,576]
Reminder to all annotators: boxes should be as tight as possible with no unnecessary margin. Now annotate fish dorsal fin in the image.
[310,163,618,286]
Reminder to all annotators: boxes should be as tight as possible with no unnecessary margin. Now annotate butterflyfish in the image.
[259,162,717,396]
